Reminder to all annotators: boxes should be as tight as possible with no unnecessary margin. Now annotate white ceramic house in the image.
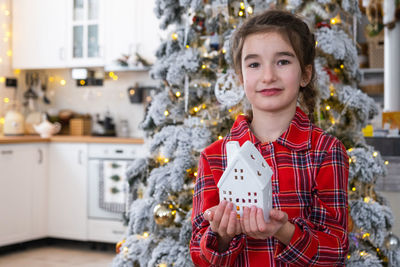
[217,141,273,221]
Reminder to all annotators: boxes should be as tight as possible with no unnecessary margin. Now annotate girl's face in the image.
[241,31,311,116]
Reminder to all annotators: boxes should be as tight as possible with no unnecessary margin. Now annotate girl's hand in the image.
[240,207,294,244]
[203,200,242,251]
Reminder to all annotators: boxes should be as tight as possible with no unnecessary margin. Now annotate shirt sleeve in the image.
[274,140,349,266]
[190,152,245,267]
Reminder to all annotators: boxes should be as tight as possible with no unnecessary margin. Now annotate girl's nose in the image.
[262,65,277,83]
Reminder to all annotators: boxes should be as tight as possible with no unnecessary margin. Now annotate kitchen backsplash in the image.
[1,68,157,138]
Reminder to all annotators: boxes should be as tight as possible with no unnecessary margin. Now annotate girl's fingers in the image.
[242,206,251,233]
[218,202,234,235]
[256,208,267,233]
[235,217,241,235]
[226,210,238,237]
[213,201,228,229]
[249,206,259,233]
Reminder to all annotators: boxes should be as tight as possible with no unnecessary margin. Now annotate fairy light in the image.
[325,105,331,110]
[238,10,244,16]
[193,107,199,112]
[352,187,356,192]
[49,76,55,82]
[200,119,204,124]
[348,148,354,152]
[240,2,245,9]
[360,251,365,256]
[171,33,178,40]
[129,89,135,95]
[112,75,118,80]
[364,197,371,203]
[373,151,378,157]
[385,160,389,165]
[247,6,253,14]
[186,45,189,48]
[158,264,167,267]
[347,255,351,259]
[0,76,5,83]
[175,91,181,97]
[202,103,206,109]
[218,135,223,140]
[229,109,232,112]
[108,72,115,78]
[3,97,9,103]
[194,172,198,177]
[60,79,66,86]
[164,110,169,116]
[331,18,337,24]
[171,210,176,215]
[362,233,370,239]
[13,69,20,75]
[142,232,149,238]
[164,158,169,163]
[315,41,318,47]
[201,64,206,69]
[0,117,4,124]
[340,64,344,69]
[222,49,226,54]
[80,80,85,85]
[4,10,10,16]
[6,50,11,57]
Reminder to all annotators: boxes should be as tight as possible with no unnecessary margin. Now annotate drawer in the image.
[87,219,127,243]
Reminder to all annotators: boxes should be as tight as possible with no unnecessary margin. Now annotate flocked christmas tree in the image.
[113,0,400,266]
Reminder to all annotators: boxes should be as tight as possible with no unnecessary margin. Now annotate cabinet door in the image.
[66,0,105,67]
[104,0,161,68]
[31,144,48,239]
[48,143,88,240]
[0,145,34,246]
[12,0,68,69]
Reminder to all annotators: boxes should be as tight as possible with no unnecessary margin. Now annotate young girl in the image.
[190,9,349,266]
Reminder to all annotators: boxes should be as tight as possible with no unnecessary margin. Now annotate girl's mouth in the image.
[258,88,283,96]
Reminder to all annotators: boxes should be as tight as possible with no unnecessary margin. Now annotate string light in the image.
[373,151,378,157]
[364,197,371,203]
[240,2,245,9]
[385,160,389,165]
[360,251,366,256]
[3,97,9,103]
[129,89,135,95]
[352,187,356,191]
[0,76,5,83]
[49,76,55,82]
[193,107,199,112]
[164,158,169,163]
[175,91,181,97]
[202,103,206,109]
[348,148,354,152]
[325,105,331,110]
[164,110,169,116]
[315,41,318,47]
[331,18,337,24]
[238,10,244,16]
[79,80,85,85]
[340,64,344,69]
[13,69,20,75]
[158,264,167,267]
[185,45,189,48]
[362,233,370,239]
[60,79,66,86]
[247,6,253,14]
[222,49,226,54]
[194,172,198,177]
[171,33,178,40]
[0,117,4,124]
[218,136,223,140]
[201,64,206,69]
[108,72,115,78]
[142,232,149,238]
[112,75,118,80]
[6,50,11,57]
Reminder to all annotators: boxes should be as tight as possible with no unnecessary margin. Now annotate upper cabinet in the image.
[12,0,161,70]
[12,0,68,69]
[66,0,105,67]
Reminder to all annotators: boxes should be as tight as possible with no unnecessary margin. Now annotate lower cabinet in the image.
[48,143,88,240]
[88,219,126,243]
[0,143,47,246]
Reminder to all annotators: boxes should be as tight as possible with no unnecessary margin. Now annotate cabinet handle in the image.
[38,149,43,164]
[59,47,65,60]
[78,150,82,165]
[1,150,13,155]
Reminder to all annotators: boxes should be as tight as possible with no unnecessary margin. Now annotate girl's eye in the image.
[277,59,290,66]
[248,62,260,68]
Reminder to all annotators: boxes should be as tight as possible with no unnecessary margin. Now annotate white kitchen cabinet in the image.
[102,0,162,69]
[66,0,105,67]
[48,143,88,241]
[0,144,47,246]
[12,0,68,69]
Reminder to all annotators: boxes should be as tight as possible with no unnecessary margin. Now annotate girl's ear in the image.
[301,65,313,87]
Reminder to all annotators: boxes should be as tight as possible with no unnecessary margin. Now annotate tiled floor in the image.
[0,240,115,267]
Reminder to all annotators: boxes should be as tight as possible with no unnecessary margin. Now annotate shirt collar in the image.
[228,107,312,151]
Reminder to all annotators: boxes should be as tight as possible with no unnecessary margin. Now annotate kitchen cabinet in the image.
[12,0,68,69]
[0,144,47,246]
[13,0,160,70]
[104,0,161,69]
[66,0,105,67]
[48,143,88,240]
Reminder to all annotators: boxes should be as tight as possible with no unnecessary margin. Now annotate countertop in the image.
[0,135,144,144]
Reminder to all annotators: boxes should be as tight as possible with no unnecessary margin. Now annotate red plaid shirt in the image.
[190,107,349,266]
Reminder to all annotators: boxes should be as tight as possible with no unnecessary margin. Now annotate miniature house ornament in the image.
[217,141,273,221]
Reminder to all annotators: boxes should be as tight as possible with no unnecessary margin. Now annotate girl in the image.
[190,9,349,266]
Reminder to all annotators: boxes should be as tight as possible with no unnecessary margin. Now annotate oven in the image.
[87,143,138,221]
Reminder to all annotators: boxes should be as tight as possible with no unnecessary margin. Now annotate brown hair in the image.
[231,9,317,119]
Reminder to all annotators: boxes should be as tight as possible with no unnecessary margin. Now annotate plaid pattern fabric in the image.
[190,107,349,266]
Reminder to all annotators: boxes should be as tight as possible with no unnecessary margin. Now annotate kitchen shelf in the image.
[104,65,150,72]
